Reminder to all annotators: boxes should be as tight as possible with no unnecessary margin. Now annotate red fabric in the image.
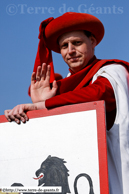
[54,58,129,95]
[46,76,115,111]
[54,73,63,81]
[45,58,129,130]
[28,17,55,96]
[45,12,104,53]
[51,57,129,96]
[55,56,99,94]
[46,77,116,130]
[34,17,55,82]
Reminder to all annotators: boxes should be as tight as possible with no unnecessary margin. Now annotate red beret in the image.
[44,12,105,53]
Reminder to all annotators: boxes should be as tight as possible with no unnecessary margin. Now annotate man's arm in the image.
[45,76,116,130]
[4,71,115,125]
[45,76,116,112]
[4,102,46,124]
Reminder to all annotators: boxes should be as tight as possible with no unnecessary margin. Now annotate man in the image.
[4,12,129,193]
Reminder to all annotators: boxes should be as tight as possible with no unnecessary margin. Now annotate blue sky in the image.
[0,0,129,115]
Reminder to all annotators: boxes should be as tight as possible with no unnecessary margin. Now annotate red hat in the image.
[29,12,104,96]
[45,12,105,53]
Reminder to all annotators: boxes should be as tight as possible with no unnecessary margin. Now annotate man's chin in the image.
[69,63,85,73]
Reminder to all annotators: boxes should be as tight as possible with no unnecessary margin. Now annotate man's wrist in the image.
[34,101,46,110]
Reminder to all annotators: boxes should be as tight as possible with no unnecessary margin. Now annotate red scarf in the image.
[56,56,129,95]
[33,17,55,83]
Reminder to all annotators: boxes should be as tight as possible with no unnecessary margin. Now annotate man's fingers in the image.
[12,105,29,123]
[53,80,58,90]
[31,72,36,85]
[13,112,28,123]
[4,110,12,122]
[4,105,29,124]
[32,64,50,83]
[52,80,58,95]
[36,66,42,81]
[7,112,21,124]
[19,106,29,122]
[4,110,19,123]
[41,63,47,80]
[46,65,51,82]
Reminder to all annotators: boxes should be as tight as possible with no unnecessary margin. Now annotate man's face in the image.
[59,31,96,73]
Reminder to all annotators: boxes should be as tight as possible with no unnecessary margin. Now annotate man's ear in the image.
[89,35,97,49]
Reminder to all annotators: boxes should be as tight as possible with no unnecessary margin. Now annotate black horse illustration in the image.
[34,156,94,194]
[11,155,95,194]
[34,155,70,194]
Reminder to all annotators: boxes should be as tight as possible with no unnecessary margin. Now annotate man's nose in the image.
[68,43,75,54]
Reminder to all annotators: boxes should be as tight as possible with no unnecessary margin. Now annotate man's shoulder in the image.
[99,58,129,65]
[97,58,129,70]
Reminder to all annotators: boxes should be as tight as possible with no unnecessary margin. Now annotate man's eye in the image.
[61,44,68,49]
[73,40,82,46]
[74,41,82,45]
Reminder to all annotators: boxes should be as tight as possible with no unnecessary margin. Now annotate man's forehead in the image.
[58,30,86,44]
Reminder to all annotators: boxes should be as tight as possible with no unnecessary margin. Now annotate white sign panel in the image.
[0,102,109,194]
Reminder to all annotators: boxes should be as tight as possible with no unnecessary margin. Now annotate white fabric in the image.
[66,72,71,77]
[92,64,129,194]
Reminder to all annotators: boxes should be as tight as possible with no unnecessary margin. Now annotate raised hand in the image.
[31,63,58,103]
[4,63,57,124]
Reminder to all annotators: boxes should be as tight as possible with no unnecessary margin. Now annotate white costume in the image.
[93,65,129,194]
